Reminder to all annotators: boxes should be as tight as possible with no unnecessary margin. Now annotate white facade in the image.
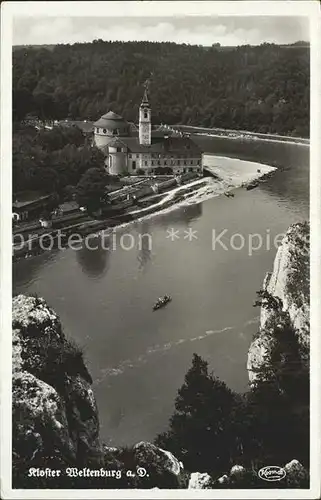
[93,111,130,149]
[107,145,128,175]
[95,129,116,149]
[127,152,202,176]
[93,91,203,176]
[104,150,202,177]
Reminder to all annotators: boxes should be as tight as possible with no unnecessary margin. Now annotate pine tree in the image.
[155,353,238,474]
[76,167,109,213]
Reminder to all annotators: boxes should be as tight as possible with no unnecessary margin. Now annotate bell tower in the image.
[139,81,151,146]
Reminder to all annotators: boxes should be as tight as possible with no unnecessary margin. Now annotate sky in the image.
[13,15,309,47]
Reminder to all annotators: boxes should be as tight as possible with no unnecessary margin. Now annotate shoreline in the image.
[197,132,310,148]
[12,158,277,262]
[174,125,310,146]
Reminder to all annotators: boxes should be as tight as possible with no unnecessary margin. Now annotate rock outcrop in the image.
[188,461,309,489]
[188,472,212,489]
[284,459,309,487]
[12,294,186,489]
[247,222,309,385]
[12,294,104,488]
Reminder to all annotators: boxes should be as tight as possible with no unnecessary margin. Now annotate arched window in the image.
[144,111,148,119]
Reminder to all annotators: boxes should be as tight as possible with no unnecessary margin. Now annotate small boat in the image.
[153,295,172,311]
[224,192,235,198]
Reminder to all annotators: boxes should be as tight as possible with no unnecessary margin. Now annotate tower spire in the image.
[139,79,151,146]
[141,79,150,105]
[142,88,149,105]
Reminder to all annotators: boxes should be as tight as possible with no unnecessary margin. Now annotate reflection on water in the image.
[154,202,203,228]
[76,235,111,279]
[137,221,153,270]
[13,249,60,292]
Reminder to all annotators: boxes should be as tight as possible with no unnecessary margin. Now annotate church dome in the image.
[93,111,129,131]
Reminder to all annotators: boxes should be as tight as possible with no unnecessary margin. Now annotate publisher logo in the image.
[258,466,286,482]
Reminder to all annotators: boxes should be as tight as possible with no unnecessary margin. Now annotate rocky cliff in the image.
[12,294,188,489]
[247,221,310,385]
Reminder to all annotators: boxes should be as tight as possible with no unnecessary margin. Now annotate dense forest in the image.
[13,40,309,137]
[13,123,105,195]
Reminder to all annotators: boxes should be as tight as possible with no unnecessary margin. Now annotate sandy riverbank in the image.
[203,155,277,185]
[113,156,277,226]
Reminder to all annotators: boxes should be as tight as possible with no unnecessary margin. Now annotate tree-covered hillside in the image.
[12,124,105,195]
[13,40,309,137]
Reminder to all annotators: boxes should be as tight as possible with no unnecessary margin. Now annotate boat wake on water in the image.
[94,316,260,385]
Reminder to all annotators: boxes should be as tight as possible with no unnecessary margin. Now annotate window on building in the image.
[157,161,160,166]
[189,168,193,172]
[103,129,107,134]
[183,168,186,173]
[144,111,148,119]
[116,147,121,152]
[177,160,180,165]
[184,160,187,165]
[129,154,132,158]
[96,127,99,133]
[164,161,167,166]
[132,161,136,170]
[197,160,201,165]
[144,161,147,166]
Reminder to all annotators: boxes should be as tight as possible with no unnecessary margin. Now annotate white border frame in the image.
[1,2,320,499]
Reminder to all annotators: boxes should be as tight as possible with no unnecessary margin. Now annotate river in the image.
[13,136,309,446]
